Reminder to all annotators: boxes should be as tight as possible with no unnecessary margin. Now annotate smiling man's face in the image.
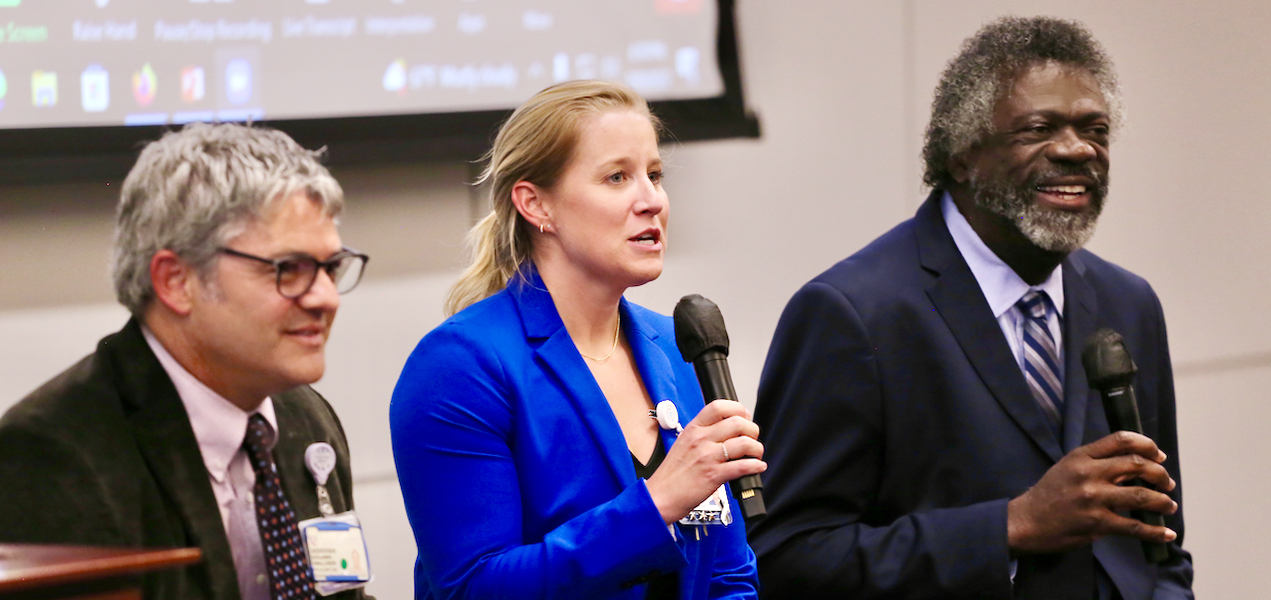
[964,61,1112,253]
[181,190,344,406]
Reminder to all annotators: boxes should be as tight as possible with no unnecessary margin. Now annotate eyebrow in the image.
[272,247,346,262]
[1015,108,1110,123]
[593,156,663,171]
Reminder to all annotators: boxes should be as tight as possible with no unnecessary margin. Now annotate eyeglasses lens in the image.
[333,255,365,294]
[273,254,366,298]
[277,259,318,298]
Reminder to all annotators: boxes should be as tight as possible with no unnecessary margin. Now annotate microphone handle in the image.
[693,353,737,402]
[1103,384,1170,564]
[692,350,766,519]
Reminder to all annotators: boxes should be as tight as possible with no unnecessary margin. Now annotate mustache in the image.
[1027,163,1108,189]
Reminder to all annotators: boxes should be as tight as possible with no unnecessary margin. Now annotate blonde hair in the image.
[445,80,660,316]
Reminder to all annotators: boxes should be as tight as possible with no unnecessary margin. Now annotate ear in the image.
[947,153,973,185]
[510,180,551,231]
[149,249,198,316]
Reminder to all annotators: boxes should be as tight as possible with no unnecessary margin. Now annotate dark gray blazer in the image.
[0,319,368,600]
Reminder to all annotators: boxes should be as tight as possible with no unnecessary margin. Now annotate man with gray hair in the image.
[0,123,371,600]
[749,16,1193,599]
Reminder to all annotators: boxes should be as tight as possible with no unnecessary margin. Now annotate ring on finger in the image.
[721,441,730,462]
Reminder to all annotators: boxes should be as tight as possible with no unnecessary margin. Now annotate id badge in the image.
[299,512,373,596]
[678,483,733,527]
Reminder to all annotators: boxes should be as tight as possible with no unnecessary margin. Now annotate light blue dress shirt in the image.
[941,192,1065,381]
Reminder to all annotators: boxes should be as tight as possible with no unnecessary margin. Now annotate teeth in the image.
[1038,185,1086,194]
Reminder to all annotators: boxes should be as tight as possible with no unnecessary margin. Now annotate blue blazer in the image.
[748,192,1193,599]
[391,270,759,600]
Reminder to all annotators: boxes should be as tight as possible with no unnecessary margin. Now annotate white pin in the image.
[655,400,682,433]
[305,442,337,486]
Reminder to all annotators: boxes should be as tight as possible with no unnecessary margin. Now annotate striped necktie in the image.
[1017,291,1063,429]
[243,414,316,600]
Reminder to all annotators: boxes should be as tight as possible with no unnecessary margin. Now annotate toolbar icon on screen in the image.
[675,47,700,85]
[553,53,569,82]
[32,70,56,107]
[181,66,205,103]
[133,63,156,106]
[225,59,252,105]
[383,59,406,94]
[81,64,109,112]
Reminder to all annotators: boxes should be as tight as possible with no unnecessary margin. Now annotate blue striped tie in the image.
[1017,291,1063,428]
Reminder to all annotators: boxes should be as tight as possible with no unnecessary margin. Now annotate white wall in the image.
[2,2,1266,597]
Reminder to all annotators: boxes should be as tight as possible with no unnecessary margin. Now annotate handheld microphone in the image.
[673,294,766,519]
[1082,328,1171,564]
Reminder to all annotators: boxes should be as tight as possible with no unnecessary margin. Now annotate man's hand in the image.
[1007,431,1178,555]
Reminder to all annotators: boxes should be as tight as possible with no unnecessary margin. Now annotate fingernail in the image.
[1165,528,1177,541]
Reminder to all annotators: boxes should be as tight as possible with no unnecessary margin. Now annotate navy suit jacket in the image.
[390,270,758,600]
[747,192,1193,599]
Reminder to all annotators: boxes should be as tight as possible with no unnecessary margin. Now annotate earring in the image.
[539,222,550,234]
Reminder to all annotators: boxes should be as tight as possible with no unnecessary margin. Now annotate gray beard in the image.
[971,167,1108,253]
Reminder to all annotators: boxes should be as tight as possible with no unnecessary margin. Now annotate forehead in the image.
[234,190,340,251]
[995,62,1108,125]
[571,110,660,164]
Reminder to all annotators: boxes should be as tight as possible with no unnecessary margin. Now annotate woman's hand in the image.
[645,400,766,525]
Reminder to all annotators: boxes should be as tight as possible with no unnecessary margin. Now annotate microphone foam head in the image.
[1082,328,1138,387]
[673,294,730,363]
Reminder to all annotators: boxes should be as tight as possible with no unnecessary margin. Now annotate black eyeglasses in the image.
[218,247,369,299]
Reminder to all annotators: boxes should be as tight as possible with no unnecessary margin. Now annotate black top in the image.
[631,436,668,480]
[632,438,678,600]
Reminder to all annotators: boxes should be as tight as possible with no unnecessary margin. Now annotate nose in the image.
[634,174,668,217]
[298,268,341,313]
[1049,127,1098,163]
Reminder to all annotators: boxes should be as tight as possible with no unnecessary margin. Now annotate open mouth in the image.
[631,229,662,246]
[1035,182,1091,210]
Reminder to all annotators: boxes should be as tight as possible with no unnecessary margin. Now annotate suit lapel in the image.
[1061,252,1100,450]
[916,193,1064,463]
[620,300,684,456]
[273,396,325,520]
[512,273,634,492]
[110,321,239,600]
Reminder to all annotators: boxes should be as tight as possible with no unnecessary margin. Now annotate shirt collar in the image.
[941,191,1065,318]
[141,325,278,484]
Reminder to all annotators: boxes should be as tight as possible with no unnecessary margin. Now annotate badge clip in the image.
[305,442,337,517]
[652,400,683,434]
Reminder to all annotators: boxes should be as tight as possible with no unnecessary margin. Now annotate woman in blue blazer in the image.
[391,81,764,600]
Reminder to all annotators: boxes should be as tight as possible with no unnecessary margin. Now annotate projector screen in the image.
[0,0,756,183]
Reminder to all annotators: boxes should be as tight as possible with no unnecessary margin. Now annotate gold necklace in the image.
[579,313,621,363]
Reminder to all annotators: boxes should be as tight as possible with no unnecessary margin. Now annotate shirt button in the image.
[256,574,267,585]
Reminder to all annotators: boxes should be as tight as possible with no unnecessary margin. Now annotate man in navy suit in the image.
[747,16,1193,599]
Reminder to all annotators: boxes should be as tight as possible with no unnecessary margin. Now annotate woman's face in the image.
[542,109,668,290]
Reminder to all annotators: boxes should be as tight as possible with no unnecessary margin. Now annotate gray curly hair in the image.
[923,15,1123,190]
[112,122,344,315]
